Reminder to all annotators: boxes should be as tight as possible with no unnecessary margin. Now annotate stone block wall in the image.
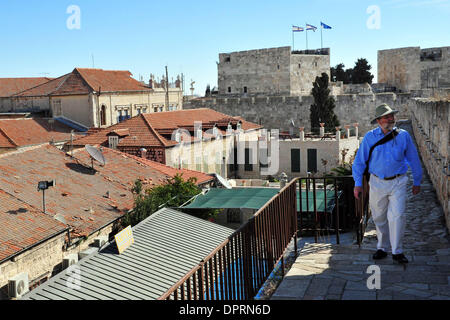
[218,47,292,95]
[185,92,412,136]
[290,53,330,95]
[378,47,421,92]
[420,47,450,89]
[0,233,66,300]
[409,98,449,231]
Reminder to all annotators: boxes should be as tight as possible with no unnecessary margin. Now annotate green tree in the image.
[331,63,351,84]
[121,174,203,228]
[351,58,374,84]
[310,73,340,133]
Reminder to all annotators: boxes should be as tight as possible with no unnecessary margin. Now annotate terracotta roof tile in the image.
[75,68,151,93]
[0,144,172,238]
[0,118,83,148]
[120,152,214,185]
[0,77,53,97]
[12,68,151,97]
[0,189,67,262]
[71,109,262,148]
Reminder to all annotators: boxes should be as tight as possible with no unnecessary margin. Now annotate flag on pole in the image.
[292,25,304,32]
[306,24,317,31]
[321,22,332,29]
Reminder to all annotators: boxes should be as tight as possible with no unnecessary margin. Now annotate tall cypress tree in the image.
[310,73,340,133]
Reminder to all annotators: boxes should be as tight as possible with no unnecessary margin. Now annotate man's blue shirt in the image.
[352,126,422,187]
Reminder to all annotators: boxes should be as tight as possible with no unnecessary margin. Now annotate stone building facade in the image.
[218,47,330,96]
[378,46,450,92]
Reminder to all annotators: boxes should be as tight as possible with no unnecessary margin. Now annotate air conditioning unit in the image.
[8,272,29,299]
[62,254,78,269]
[93,236,108,248]
[78,247,98,260]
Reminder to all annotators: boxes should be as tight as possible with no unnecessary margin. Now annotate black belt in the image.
[373,174,404,181]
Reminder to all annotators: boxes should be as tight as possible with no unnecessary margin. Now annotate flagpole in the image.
[306,23,308,50]
[292,29,295,51]
[321,23,323,49]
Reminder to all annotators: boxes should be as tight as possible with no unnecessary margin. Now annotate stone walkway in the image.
[271,122,450,300]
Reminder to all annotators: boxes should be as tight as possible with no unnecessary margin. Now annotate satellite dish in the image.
[85,145,106,167]
[213,173,232,189]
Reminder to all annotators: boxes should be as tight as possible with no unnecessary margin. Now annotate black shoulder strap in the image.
[364,128,399,176]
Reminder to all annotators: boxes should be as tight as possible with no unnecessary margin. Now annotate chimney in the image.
[140,148,147,159]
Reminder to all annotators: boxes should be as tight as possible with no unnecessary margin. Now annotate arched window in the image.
[100,105,107,126]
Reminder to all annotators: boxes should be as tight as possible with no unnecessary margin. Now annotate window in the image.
[108,136,119,149]
[228,87,231,93]
[228,147,238,173]
[244,86,248,93]
[225,56,231,62]
[245,148,253,172]
[100,105,106,125]
[291,149,301,172]
[52,99,62,117]
[307,149,317,173]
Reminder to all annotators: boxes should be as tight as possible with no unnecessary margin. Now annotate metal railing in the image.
[297,175,358,244]
[158,179,298,300]
[159,175,368,300]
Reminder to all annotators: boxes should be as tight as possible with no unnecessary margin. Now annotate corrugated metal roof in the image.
[21,208,234,300]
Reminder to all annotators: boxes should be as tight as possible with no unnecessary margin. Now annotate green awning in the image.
[183,188,279,210]
[183,188,342,212]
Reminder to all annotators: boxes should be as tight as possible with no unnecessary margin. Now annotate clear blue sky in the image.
[0,0,449,95]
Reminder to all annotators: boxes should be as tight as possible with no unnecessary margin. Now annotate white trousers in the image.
[369,174,408,254]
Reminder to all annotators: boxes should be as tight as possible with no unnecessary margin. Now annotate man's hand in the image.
[354,186,363,199]
[412,185,420,195]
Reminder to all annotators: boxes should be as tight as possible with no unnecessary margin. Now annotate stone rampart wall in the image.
[409,98,449,231]
[185,93,412,136]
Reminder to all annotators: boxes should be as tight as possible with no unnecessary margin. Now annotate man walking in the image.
[353,104,422,264]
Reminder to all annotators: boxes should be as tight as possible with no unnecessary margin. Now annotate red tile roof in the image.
[0,144,172,238]
[13,68,151,97]
[0,118,83,148]
[0,189,68,262]
[13,74,71,97]
[72,108,262,148]
[0,77,52,97]
[75,68,150,92]
[120,152,214,185]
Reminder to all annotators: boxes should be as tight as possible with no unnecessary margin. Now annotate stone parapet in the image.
[409,98,449,231]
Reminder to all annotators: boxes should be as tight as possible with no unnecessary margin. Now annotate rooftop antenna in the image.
[85,145,106,170]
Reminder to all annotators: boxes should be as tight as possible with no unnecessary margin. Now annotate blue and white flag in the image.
[292,25,304,32]
[306,24,317,31]
[321,22,332,29]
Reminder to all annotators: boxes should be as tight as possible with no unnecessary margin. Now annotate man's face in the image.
[377,113,395,131]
